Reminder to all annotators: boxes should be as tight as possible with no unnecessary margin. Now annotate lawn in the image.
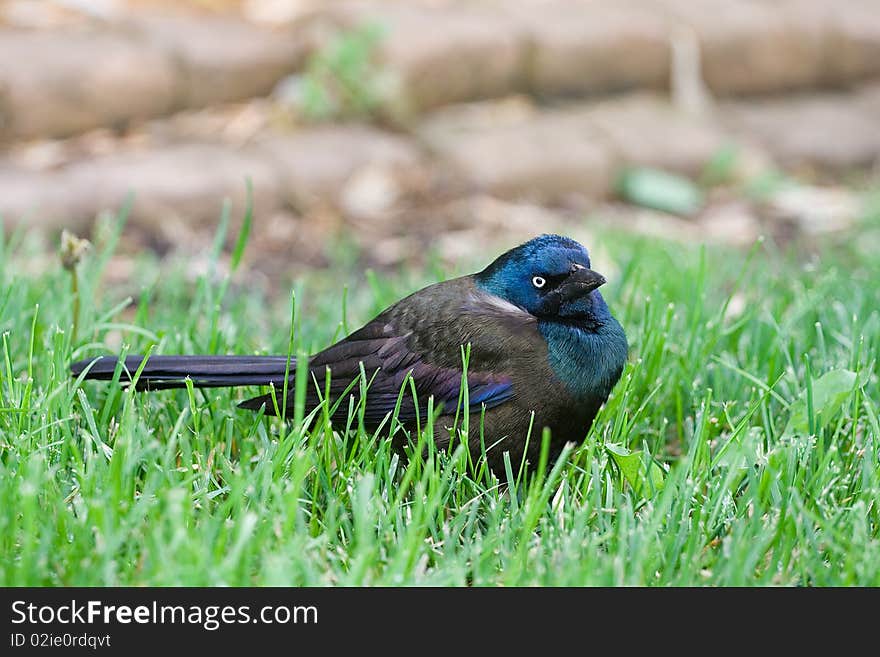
[2,203,879,586]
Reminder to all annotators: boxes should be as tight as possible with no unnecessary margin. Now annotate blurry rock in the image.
[417,95,537,132]
[273,73,308,109]
[720,92,880,170]
[698,200,761,246]
[452,195,571,234]
[587,94,728,176]
[742,1,880,85]
[419,93,736,202]
[604,200,763,247]
[321,3,527,111]
[0,164,81,229]
[0,28,177,140]
[129,13,307,109]
[341,164,401,220]
[9,139,68,171]
[68,143,281,225]
[363,193,579,268]
[811,0,880,81]
[243,0,318,26]
[0,12,309,141]
[371,234,417,266]
[148,99,275,146]
[0,0,97,27]
[54,0,119,19]
[764,185,861,234]
[8,126,153,171]
[623,207,702,243]
[662,0,828,94]
[515,0,670,96]
[304,0,880,107]
[855,82,880,117]
[218,101,274,144]
[434,227,498,263]
[419,105,615,202]
[247,208,336,274]
[717,146,778,187]
[256,124,422,208]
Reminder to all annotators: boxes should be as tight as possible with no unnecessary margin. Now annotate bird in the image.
[71,234,628,474]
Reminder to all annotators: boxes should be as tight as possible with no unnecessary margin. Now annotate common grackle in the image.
[71,234,628,472]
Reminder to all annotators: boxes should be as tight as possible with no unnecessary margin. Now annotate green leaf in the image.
[607,443,665,497]
[607,443,640,485]
[783,369,858,437]
[647,461,666,492]
[616,167,704,215]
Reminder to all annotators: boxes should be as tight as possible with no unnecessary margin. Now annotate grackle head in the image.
[475,234,611,322]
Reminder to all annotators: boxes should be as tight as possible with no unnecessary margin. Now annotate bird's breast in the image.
[537,318,628,402]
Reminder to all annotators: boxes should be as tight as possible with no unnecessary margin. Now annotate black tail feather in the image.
[70,355,296,391]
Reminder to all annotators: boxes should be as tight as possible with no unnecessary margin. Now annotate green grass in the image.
[2,204,880,586]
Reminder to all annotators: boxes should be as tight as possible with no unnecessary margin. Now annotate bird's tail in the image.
[70,355,296,391]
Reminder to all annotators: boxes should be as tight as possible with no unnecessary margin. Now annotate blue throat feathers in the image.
[538,316,628,400]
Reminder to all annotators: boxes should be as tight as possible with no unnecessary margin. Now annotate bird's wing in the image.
[241,278,540,425]
[316,316,515,424]
[240,316,514,423]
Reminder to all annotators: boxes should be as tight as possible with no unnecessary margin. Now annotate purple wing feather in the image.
[240,318,513,423]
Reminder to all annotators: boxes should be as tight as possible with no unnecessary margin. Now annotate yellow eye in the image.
[532,276,546,288]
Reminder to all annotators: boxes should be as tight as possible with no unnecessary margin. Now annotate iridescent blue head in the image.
[475,234,612,324]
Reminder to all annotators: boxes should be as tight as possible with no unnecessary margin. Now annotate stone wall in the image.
[1,0,878,262]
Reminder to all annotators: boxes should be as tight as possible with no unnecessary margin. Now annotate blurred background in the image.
[1,0,878,281]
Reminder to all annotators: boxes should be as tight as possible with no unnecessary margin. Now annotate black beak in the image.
[556,267,606,304]
[567,267,606,295]
[542,267,606,314]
